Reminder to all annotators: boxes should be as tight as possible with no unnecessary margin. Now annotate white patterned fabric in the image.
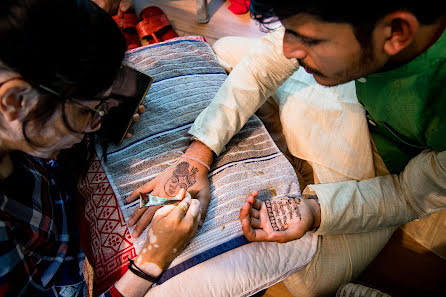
[96,37,317,297]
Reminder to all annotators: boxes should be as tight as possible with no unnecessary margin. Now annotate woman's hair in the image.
[250,0,445,46]
[0,0,126,175]
[0,0,126,98]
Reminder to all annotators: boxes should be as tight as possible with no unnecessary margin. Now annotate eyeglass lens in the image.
[90,101,109,129]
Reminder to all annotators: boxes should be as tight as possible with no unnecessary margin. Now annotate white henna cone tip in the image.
[139,190,191,208]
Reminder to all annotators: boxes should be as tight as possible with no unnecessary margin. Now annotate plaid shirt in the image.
[0,152,125,297]
[0,152,127,297]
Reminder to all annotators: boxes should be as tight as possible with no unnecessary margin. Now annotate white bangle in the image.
[180,154,210,170]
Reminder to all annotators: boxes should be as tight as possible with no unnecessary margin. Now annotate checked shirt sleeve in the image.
[0,213,34,297]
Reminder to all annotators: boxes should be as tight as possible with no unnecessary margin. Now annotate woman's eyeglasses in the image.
[68,99,110,130]
[37,82,114,132]
[0,76,117,133]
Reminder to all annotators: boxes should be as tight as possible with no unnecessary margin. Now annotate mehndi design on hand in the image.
[265,197,302,231]
[164,162,198,196]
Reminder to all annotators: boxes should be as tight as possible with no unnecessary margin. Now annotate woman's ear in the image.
[0,79,34,122]
[379,11,419,56]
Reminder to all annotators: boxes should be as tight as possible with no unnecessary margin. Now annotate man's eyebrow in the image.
[285,29,323,41]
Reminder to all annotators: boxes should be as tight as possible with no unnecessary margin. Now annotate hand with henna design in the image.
[126,141,213,238]
[240,191,321,243]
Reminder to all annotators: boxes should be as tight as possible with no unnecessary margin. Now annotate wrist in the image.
[307,197,321,230]
[133,255,164,277]
[183,140,214,170]
[302,188,321,231]
[179,154,210,171]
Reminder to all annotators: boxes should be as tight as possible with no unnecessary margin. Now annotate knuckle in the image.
[182,222,195,234]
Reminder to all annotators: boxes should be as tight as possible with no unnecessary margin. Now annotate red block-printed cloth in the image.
[77,36,208,297]
[78,155,136,297]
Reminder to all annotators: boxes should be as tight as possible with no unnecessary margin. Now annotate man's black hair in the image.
[250,0,445,46]
[0,0,126,99]
[0,0,127,174]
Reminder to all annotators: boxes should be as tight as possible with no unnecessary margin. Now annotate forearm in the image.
[113,270,153,297]
[311,150,446,234]
[113,254,163,297]
[189,27,299,156]
[182,140,214,169]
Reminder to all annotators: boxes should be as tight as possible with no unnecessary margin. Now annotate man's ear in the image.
[0,80,33,122]
[380,11,419,56]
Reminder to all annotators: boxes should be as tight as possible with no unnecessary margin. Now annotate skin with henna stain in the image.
[265,197,302,231]
[164,162,198,197]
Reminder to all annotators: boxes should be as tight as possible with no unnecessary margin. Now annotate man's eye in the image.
[285,30,320,46]
[300,38,320,46]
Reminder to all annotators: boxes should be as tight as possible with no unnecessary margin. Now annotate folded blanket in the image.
[95,37,317,296]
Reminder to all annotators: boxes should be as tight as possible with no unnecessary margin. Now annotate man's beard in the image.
[299,45,377,87]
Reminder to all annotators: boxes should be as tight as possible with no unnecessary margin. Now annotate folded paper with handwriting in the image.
[96,37,317,297]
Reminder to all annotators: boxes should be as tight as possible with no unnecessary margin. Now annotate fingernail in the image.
[132,231,138,238]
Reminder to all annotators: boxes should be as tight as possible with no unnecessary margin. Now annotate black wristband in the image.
[127,258,160,283]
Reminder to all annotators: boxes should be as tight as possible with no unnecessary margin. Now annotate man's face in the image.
[281,14,387,86]
[24,99,106,159]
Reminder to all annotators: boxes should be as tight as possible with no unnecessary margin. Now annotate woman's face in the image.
[23,99,107,159]
[0,76,116,159]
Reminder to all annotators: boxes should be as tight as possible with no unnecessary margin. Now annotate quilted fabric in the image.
[79,36,317,297]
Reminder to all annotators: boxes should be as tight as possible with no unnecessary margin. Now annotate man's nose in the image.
[283,37,307,60]
[283,44,307,60]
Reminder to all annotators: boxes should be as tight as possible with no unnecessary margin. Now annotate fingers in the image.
[176,189,190,216]
[168,192,192,221]
[152,204,176,221]
[247,191,258,202]
[252,198,263,210]
[195,187,210,226]
[176,188,188,200]
[249,207,260,219]
[138,105,146,114]
[246,191,262,211]
[240,200,251,225]
[128,206,147,226]
[127,180,156,203]
[241,216,268,242]
[250,217,261,229]
[182,199,201,234]
[130,205,161,237]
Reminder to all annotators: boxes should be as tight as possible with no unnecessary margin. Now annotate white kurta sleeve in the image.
[189,27,299,155]
[311,150,446,234]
